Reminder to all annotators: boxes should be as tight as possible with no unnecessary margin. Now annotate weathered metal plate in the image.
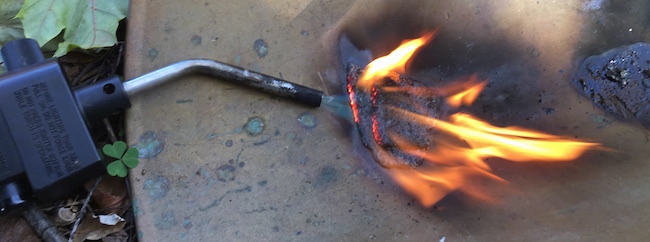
[125,0,650,241]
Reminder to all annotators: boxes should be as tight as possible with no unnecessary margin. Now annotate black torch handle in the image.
[123,59,323,107]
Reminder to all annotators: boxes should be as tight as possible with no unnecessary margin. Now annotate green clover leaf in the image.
[107,160,127,177]
[122,148,139,169]
[102,141,139,178]
[103,141,127,159]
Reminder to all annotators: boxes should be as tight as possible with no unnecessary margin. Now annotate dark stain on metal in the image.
[592,115,614,128]
[190,34,202,46]
[154,211,177,229]
[143,175,170,201]
[257,180,267,187]
[162,22,173,33]
[132,199,143,216]
[233,148,244,164]
[183,217,192,229]
[233,55,242,65]
[300,156,309,165]
[228,159,246,168]
[198,185,252,211]
[286,132,296,140]
[253,134,271,145]
[225,139,233,147]
[542,107,555,114]
[527,45,541,58]
[175,98,193,104]
[253,38,268,58]
[320,166,337,184]
[206,133,216,141]
[132,131,165,158]
[244,117,265,136]
[147,48,158,61]
[198,168,217,188]
[216,164,236,182]
[245,206,277,214]
[297,112,318,129]
[306,214,326,226]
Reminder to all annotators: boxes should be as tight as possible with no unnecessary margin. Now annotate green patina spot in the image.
[258,180,268,186]
[297,112,318,129]
[244,117,265,136]
[253,39,268,58]
[132,131,164,158]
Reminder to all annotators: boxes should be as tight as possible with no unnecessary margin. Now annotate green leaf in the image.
[16,0,70,47]
[0,0,25,74]
[102,141,127,159]
[0,0,23,21]
[0,26,24,46]
[122,148,139,168]
[107,160,127,177]
[0,0,25,47]
[54,0,128,57]
[15,0,128,57]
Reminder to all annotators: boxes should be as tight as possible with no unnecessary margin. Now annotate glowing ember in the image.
[347,33,602,207]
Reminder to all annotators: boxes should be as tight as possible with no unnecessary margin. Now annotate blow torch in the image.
[0,38,323,212]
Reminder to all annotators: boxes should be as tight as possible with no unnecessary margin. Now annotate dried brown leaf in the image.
[72,213,126,242]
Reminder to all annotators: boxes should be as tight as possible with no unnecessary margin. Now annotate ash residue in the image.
[573,43,650,127]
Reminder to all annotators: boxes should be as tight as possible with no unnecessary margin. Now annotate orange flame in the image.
[357,32,435,91]
[395,110,601,162]
[355,33,602,207]
[445,75,487,108]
